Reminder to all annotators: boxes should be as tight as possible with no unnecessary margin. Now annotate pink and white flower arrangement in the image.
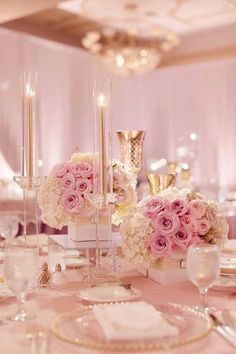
[38,153,136,229]
[120,187,229,265]
[112,160,137,226]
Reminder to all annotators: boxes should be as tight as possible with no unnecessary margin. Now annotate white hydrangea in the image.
[158,187,191,200]
[69,152,94,164]
[120,209,154,265]
[38,175,67,229]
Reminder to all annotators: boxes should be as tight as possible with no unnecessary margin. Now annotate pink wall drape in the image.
[0,27,236,195]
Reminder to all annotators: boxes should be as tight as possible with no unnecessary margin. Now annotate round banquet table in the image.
[1,266,236,354]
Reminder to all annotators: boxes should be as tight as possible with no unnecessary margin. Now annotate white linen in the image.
[93,301,178,341]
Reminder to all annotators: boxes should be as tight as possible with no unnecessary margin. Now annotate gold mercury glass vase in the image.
[147,173,176,195]
[116,130,146,175]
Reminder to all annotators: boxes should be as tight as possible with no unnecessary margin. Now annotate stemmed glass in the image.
[186,244,220,311]
[4,246,37,321]
[0,214,19,243]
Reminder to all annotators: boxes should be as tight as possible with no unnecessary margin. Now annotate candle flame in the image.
[97,94,107,106]
[181,163,189,171]
[26,83,35,97]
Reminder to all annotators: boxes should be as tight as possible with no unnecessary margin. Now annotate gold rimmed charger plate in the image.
[51,303,212,351]
[220,253,236,275]
[220,267,236,275]
[213,276,236,291]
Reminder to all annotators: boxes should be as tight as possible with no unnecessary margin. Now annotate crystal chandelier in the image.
[103,46,161,76]
[82,27,179,76]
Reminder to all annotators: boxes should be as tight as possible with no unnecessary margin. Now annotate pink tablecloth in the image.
[0,269,236,354]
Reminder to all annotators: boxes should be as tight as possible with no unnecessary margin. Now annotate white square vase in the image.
[138,257,188,285]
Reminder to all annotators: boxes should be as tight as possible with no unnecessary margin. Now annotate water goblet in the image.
[0,214,19,243]
[4,246,37,321]
[186,244,220,311]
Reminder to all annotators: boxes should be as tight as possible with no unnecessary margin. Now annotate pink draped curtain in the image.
[0,27,236,195]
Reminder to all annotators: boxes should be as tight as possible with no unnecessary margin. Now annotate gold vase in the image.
[147,173,176,195]
[168,161,178,174]
[116,130,146,174]
[181,166,191,183]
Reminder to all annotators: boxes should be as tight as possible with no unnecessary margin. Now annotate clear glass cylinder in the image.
[22,71,39,177]
[93,78,112,204]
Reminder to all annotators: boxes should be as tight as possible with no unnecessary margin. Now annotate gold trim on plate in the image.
[51,303,212,351]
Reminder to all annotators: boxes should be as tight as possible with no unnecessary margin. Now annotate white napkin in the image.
[93,301,179,341]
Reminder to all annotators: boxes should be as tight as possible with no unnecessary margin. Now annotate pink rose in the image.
[143,197,167,219]
[61,190,84,213]
[53,163,71,178]
[60,172,76,190]
[154,211,180,236]
[189,200,206,219]
[148,232,173,258]
[197,217,211,235]
[173,227,192,250]
[71,162,93,178]
[181,215,198,233]
[76,178,92,195]
[168,199,188,216]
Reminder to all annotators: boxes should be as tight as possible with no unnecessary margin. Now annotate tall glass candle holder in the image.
[22,71,39,180]
[93,78,112,205]
[89,78,113,280]
[14,71,45,251]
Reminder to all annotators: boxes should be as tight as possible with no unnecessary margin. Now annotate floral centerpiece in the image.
[112,160,137,225]
[38,153,136,229]
[120,187,229,266]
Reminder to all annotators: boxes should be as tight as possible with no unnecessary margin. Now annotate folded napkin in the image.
[93,301,178,341]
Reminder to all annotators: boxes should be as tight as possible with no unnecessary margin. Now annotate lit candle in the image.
[98,94,107,199]
[26,84,34,178]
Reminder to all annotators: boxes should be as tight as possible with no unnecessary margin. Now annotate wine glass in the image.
[0,214,19,243]
[186,244,220,311]
[4,246,37,321]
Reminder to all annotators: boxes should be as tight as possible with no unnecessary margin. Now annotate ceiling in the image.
[0,0,62,23]
[0,0,236,68]
[59,0,236,35]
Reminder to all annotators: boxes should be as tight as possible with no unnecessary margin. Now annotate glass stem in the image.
[34,190,39,257]
[199,288,208,308]
[23,189,27,247]
[17,294,26,315]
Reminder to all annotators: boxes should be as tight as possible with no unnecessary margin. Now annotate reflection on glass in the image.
[186,244,220,311]
[0,215,19,243]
